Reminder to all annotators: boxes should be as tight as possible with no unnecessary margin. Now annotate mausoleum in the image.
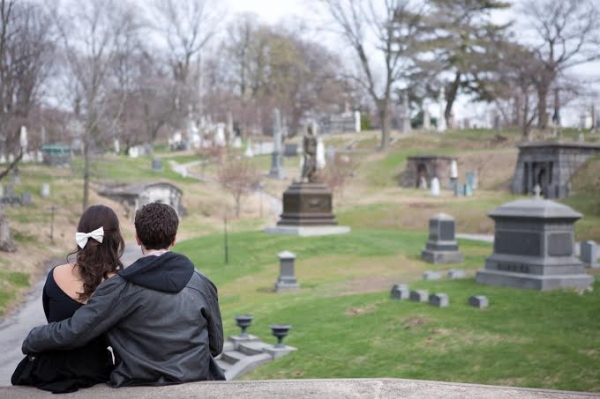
[511,142,600,199]
[98,181,182,220]
[399,155,456,189]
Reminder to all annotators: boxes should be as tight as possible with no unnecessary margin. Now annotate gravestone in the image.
[151,158,163,172]
[476,196,594,290]
[454,183,463,197]
[464,183,473,197]
[430,177,440,197]
[409,290,428,303]
[21,191,32,206]
[468,295,488,309]
[449,159,458,190]
[466,172,475,190]
[284,143,300,157]
[437,87,447,133]
[244,140,254,158]
[423,271,441,281]
[40,183,50,198]
[423,109,431,131]
[316,137,326,169]
[448,269,466,279]
[274,251,300,292]
[419,176,428,190]
[421,213,464,264]
[390,284,409,300]
[429,293,449,308]
[580,241,598,268]
[269,109,285,179]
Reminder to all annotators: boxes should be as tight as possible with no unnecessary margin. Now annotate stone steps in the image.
[215,334,296,380]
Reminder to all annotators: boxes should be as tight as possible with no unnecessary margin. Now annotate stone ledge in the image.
[2,378,599,399]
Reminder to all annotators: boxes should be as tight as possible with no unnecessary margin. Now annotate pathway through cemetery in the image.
[0,244,142,386]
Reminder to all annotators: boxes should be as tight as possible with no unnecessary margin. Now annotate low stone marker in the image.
[468,295,488,309]
[274,251,300,292]
[21,191,32,206]
[151,158,163,172]
[423,271,441,280]
[40,183,50,198]
[390,284,409,300]
[409,290,428,303]
[429,293,449,307]
[447,269,466,279]
[580,241,598,268]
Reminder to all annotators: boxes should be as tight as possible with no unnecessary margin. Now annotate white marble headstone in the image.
[430,177,441,197]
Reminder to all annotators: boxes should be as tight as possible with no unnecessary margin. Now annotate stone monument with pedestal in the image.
[476,187,594,291]
[421,213,463,264]
[265,123,350,236]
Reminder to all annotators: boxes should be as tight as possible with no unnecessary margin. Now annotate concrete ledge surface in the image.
[1,378,599,399]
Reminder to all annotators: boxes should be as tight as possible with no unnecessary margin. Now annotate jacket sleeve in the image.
[200,275,224,357]
[22,276,133,354]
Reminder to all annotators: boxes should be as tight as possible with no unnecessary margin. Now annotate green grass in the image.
[174,229,600,391]
[0,271,30,316]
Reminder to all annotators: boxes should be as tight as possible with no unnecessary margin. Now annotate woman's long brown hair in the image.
[67,205,125,301]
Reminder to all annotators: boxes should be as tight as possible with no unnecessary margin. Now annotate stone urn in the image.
[235,314,254,337]
[269,324,292,348]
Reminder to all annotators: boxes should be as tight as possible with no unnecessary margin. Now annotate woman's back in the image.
[11,265,114,393]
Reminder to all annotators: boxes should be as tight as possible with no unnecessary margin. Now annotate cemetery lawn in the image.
[177,230,600,392]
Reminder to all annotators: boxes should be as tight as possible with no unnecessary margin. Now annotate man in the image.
[22,203,225,386]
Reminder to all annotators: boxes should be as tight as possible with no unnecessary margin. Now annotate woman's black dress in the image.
[11,267,114,393]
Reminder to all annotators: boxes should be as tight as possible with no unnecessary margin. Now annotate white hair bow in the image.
[75,226,104,249]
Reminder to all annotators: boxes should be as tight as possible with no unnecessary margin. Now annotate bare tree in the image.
[50,0,139,210]
[148,0,224,127]
[0,0,53,176]
[520,0,600,129]
[216,152,261,218]
[316,0,424,149]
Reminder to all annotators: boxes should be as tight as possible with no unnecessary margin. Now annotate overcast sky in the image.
[223,0,599,126]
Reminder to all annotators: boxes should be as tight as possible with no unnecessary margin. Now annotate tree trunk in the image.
[445,72,461,126]
[82,139,90,212]
[537,84,549,129]
[0,205,17,252]
[378,100,390,150]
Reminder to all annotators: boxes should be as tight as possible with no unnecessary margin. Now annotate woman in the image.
[12,204,125,393]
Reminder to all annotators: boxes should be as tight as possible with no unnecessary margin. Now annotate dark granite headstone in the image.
[447,269,466,279]
[581,241,598,269]
[390,284,409,300]
[151,158,163,172]
[421,213,463,264]
[468,295,488,309]
[476,197,594,290]
[21,191,32,206]
[409,290,428,303]
[423,271,441,281]
[429,293,449,307]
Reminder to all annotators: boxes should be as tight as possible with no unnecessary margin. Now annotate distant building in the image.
[41,144,72,167]
[98,181,183,220]
[399,155,456,189]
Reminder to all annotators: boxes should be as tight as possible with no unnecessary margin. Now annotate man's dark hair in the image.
[135,202,179,250]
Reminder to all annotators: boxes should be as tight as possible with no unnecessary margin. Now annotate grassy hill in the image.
[1,127,599,391]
